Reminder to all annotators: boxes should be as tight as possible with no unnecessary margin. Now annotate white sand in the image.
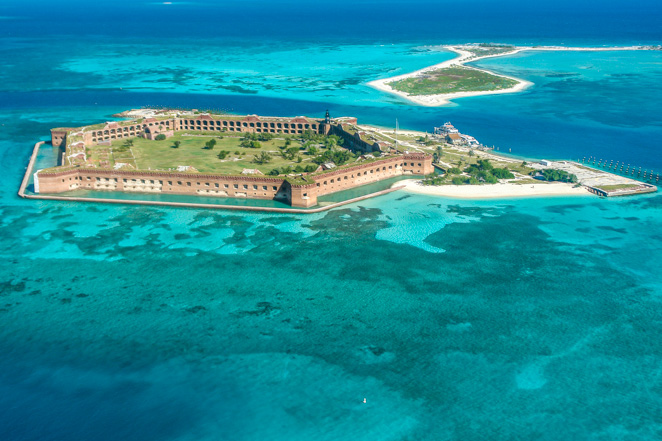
[397,179,591,199]
[368,45,648,106]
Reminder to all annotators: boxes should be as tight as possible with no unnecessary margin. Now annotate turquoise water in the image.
[2,1,662,439]
[3,38,661,172]
[2,185,662,439]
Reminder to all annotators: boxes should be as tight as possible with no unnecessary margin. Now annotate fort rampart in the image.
[36,153,432,207]
[51,114,331,148]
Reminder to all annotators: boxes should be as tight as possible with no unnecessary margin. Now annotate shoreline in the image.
[368,45,650,106]
[396,179,591,199]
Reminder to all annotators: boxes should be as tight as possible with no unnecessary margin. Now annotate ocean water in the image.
[2,1,662,440]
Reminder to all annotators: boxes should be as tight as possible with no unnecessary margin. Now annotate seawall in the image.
[18,141,45,198]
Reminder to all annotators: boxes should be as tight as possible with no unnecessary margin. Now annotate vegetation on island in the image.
[531,169,578,183]
[388,66,519,96]
[422,159,515,186]
[462,44,516,58]
[594,183,642,191]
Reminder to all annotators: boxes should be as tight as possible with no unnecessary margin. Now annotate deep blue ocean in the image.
[2,1,662,440]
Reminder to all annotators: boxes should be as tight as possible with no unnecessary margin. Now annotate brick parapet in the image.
[38,167,286,183]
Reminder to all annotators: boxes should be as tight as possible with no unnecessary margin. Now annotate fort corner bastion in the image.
[34,110,433,209]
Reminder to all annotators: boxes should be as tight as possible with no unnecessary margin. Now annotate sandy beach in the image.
[368,45,649,106]
[397,179,591,199]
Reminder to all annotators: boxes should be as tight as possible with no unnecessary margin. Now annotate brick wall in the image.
[37,149,432,207]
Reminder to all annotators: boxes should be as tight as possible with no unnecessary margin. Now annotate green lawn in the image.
[595,184,642,191]
[100,132,335,175]
[388,66,519,96]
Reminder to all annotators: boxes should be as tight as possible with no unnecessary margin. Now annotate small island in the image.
[369,43,654,106]
[387,65,519,96]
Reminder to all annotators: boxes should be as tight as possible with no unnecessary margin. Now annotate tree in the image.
[296,155,303,163]
[217,150,229,160]
[283,146,300,160]
[204,139,216,150]
[301,129,316,141]
[155,134,166,141]
[307,146,319,156]
[253,151,272,165]
[313,148,352,166]
[468,150,475,157]
[173,141,181,149]
[436,146,443,157]
[240,137,254,148]
[492,168,515,179]
[477,159,493,170]
[124,139,134,147]
[323,137,336,149]
[294,165,303,173]
[268,169,280,176]
[539,169,578,183]
[304,164,317,173]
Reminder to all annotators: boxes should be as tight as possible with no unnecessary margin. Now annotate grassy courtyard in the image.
[388,66,519,96]
[93,131,348,175]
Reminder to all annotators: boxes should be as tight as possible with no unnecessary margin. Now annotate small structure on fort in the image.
[143,125,173,140]
[37,109,433,208]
